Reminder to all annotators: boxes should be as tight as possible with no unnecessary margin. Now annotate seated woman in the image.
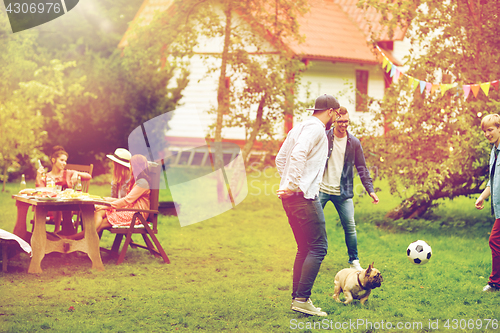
[36,146,92,232]
[64,154,150,240]
[36,145,92,189]
[106,148,131,199]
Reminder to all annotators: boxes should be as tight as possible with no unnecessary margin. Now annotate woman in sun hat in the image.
[107,148,131,199]
[64,154,151,240]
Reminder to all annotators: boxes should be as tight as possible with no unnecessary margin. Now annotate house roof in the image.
[334,0,407,41]
[286,0,377,64]
[119,0,407,64]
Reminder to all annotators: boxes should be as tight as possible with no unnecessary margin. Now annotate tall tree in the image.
[30,0,192,173]
[359,0,500,219]
[0,14,86,188]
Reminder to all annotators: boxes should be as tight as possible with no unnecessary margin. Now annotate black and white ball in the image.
[407,240,432,265]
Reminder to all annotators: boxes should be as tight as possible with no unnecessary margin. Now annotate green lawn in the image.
[0,169,499,332]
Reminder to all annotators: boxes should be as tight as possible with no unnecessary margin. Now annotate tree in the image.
[359,0,500,219]
[164,0,310,204]
[0,14,86,188]
[178,0,310,162]
[29,0,192,173]
[0,53,89,191]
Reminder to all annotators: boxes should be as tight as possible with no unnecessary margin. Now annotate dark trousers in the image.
[282,194,328,299]
[489,218,500,287]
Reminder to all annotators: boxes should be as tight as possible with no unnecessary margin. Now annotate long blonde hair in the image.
[128,155,150,192]
[112,161,130,186]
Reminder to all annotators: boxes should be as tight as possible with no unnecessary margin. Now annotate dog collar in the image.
[357,272,366,290]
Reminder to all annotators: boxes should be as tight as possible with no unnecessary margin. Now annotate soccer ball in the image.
[407,240,432,265]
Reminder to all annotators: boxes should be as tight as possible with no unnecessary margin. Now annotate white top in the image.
[320,134,347,195]
[276,116,328,199]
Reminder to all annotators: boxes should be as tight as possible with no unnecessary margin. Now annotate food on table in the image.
[34,191,58,198]
[18,188,37,196]
[18,187,103,201]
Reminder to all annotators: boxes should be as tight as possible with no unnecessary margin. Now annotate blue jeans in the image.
[282,194,328,299]
[319,191,358,263]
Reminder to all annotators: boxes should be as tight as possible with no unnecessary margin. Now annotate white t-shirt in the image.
[320,134,347,195]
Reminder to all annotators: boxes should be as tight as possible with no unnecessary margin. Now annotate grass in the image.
[1,168,499,332]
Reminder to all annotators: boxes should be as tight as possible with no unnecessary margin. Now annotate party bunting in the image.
[386,62,392,73]
[425,82,432,94]
[492,81,499,91]
[480,82,491,97]
[420,80,426,93]
[375,45,499,100]
[471,84,480,98]
[382,57,389,69]
[412,78,419,91]
[463,85,471,99]
[393,68,401,83]
[431,84,439,94]
[440,83,454,96]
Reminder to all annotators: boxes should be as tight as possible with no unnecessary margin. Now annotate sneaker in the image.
[483,284,500,292]
[291,299,321,311]
[350,260,363,271]
[291,298,327,316]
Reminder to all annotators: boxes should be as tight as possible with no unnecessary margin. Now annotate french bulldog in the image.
[332,262,383,305]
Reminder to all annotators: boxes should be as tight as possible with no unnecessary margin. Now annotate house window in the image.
[356,70,369,112]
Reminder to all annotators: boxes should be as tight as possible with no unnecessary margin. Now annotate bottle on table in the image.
[19,174,26,190]
[37,159,46,186]
[74,175,82,192]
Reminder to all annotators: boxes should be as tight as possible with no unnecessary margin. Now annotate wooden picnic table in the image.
[12,195,110,274]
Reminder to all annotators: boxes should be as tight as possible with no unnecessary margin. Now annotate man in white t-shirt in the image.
[319,106,379,271]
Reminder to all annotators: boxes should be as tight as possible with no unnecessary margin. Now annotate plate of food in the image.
[34,191,58,200]
[36,197,60,201]
[18,188,39,198]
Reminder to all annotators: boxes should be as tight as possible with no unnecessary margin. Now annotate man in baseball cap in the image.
[275,94,340,316]
[307,94,340,130]
[307,94,340,112]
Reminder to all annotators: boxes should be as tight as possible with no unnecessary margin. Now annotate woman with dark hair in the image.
[36,145,92,189]
[35,146,92,233]
[64,154,151,240]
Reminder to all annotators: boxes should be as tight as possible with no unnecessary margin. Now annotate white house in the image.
[119,0,410,165]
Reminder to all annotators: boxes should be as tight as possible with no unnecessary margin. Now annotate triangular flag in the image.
[412,79,419,91]
[426,82,432,94]
[431,84,439,94]
[420,81,426,93]
[408,76,414,89]
[390,65,396,77]
[492,80,499,91]
[463,85,471,99]
[386,62,392,73]
[440,83,453,96]
[480,82,491,97]
[393,68,401,83]
[382,57,389,69]
[471,84,480,98]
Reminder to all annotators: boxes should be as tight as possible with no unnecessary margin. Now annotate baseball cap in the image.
[307,94,340,111]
